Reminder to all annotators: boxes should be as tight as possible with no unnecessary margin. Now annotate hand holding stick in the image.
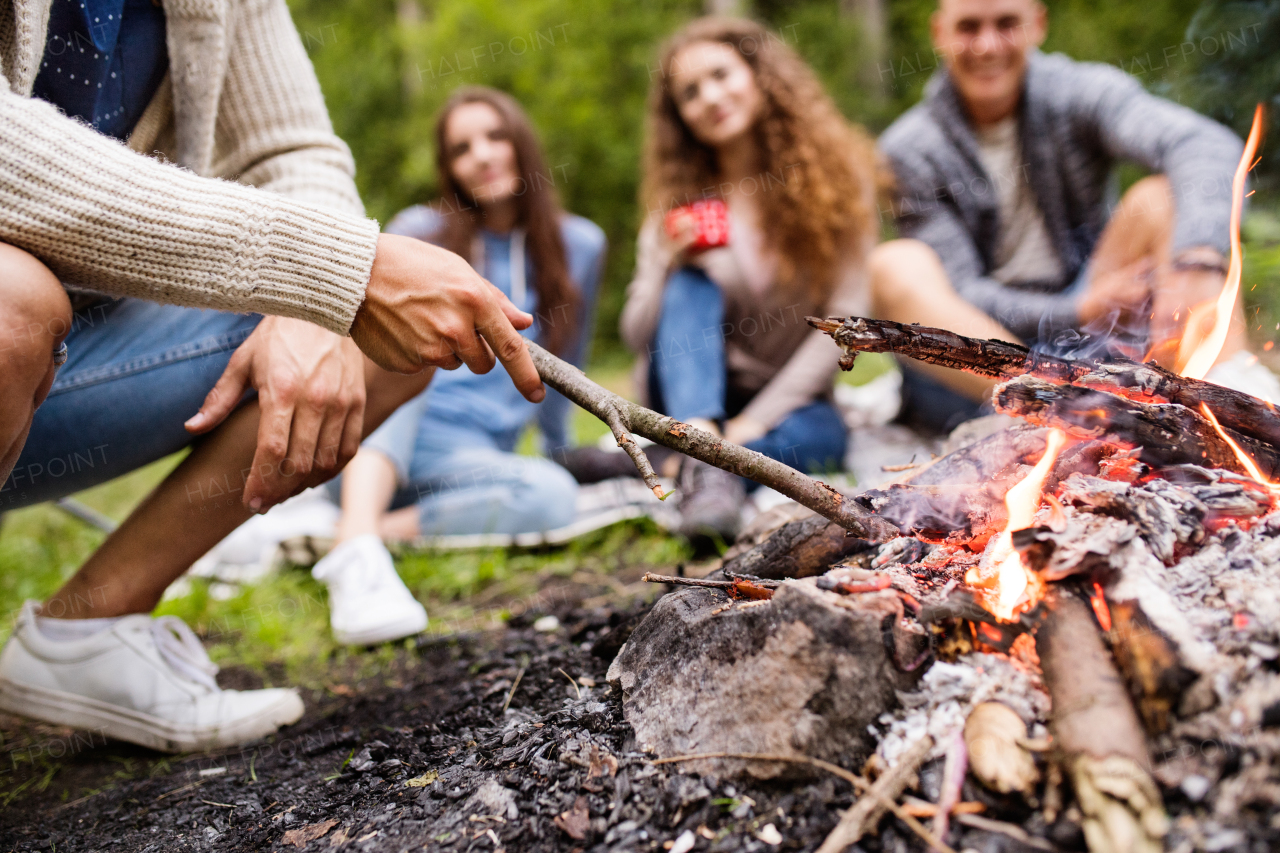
[527,341,897,540]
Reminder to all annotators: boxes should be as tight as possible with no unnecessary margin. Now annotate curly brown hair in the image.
[642,17,879,303]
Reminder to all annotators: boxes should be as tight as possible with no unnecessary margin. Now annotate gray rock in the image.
[607,579,925,779]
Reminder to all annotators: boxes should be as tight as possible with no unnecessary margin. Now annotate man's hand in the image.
[351,234,545,403]
[184,317,367,511]
[1076,257,1154,327]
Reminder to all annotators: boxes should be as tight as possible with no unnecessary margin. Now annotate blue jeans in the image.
[2,298,261,510]
[648,267,847,475]
[356,400,579,536]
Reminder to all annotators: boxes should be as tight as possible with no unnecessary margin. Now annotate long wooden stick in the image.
[528,341,898,540]
[809,316,1280,451]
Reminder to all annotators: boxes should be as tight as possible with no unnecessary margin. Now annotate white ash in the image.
[874,653,1049,767]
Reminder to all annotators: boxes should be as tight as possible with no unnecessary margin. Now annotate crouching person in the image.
[872,0,1274,434]
[0,0,544,752]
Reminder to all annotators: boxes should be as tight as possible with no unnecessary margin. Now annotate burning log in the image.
[993,376,1280,479]
[723,426,1053,579]
[721,512,864,580]
[808,316,1280,451]
[1035,589,1169,853]
[1106,600,1197,736]
[528,341,898,540]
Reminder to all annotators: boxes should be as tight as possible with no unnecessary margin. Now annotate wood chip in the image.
[553,795,590,840]
[281,819,339,848]
[404,770,439,787]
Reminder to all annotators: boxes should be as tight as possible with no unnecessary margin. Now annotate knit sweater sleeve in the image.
[1066,60,1242,257]
[619,215,676,354]
[212,0,368,220]
[885,143,1077,341]
[0,20,378,334]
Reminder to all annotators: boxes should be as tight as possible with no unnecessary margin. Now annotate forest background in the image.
[285,0,1280,359]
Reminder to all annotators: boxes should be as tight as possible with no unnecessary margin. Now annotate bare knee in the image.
[1118,175,1174,228]
[0,244,71,384]
[869,239,951,313]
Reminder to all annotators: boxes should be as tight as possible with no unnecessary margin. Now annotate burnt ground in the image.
[0,580,1081,853]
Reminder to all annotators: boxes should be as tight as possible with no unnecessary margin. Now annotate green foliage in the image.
[1181,0,1280,189]
[288,0,1246,356]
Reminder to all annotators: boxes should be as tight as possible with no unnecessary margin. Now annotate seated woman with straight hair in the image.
[310,86,605,644]
[614,16,878,541]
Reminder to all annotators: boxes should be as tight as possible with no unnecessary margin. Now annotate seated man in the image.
[0,0,543,752]
[871,0,1276,433]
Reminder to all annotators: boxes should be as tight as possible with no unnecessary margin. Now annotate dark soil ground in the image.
[0,580,1073,853]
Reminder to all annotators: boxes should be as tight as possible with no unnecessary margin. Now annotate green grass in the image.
[0,349,888,688]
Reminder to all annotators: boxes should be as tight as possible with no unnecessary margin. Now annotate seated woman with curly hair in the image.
[615,17,878,540]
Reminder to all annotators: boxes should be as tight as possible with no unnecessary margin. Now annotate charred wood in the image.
[720,514,865,580]
[723,426,1052,577]
[993,376,1280,479]
[1036,589,1168,852]
[1106,600,1197,736]
[809,316,1280,451]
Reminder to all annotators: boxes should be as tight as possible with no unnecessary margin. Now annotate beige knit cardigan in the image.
[0,0,379,334]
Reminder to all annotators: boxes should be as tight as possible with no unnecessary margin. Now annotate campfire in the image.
[598,108,1280,853]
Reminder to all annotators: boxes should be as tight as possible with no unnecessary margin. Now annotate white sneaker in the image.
[1206,351,1280,404]
[0,603,303,753]
[311,535,428,646]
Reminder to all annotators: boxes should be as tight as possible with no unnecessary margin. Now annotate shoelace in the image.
[150,616,219,692]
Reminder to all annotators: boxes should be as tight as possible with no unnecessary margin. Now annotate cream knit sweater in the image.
[0,0,379,334]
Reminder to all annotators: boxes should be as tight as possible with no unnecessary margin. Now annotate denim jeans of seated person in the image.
[647,266,847,481]
[3,297,261,511]
[345,396,579,537]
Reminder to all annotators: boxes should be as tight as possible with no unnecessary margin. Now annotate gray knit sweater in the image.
[879,50,1243,340]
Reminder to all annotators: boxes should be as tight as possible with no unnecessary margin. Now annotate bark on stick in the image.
[809,316,1280,451]
[528,341,898,540]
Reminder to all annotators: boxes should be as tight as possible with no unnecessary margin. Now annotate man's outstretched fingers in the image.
[477,303,544,402]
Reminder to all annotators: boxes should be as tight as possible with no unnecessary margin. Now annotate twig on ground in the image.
[641,573,781,590]
[652,741,949,853]
[500,664,526,714]
[813,737,940,853]
[556,668,582,701]
[954,814,1055,851]
[528,341,898,539]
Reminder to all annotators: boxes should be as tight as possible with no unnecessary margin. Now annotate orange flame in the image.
[967,429,1068,620]
[1177,105,1265,378]
[1200,403,1280,492]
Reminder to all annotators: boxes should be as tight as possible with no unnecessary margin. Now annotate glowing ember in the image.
[967,429,1068,621]
[1177,105,1265,379]
[1090,582,1112,632]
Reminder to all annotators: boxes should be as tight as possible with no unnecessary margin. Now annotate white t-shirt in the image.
[974,116,1064,285]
